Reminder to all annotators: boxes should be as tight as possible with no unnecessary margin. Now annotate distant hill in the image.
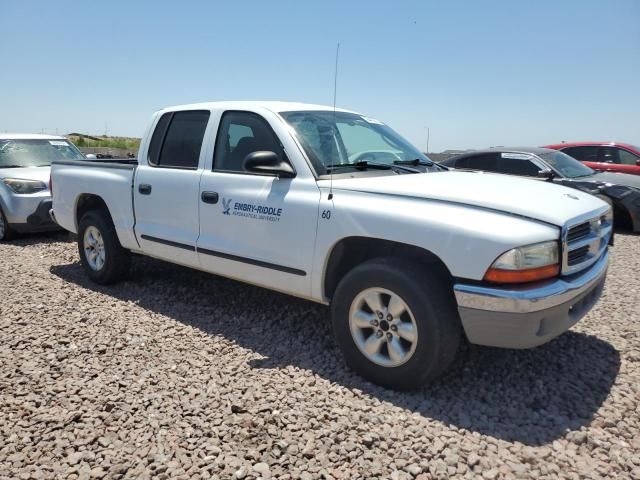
[67,133,140,150]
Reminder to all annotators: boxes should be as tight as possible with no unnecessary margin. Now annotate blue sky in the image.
[2,0,638,151]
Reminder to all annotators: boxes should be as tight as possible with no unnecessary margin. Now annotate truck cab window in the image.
[618,148,639,165]
[150,110,210,169]
[498,157,540,176]
[214,111,284,173]
[598,147,617,164]
[563,146,596,162]
[464,153,500,172]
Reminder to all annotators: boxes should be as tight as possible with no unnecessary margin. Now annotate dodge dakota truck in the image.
[50,102,612,389]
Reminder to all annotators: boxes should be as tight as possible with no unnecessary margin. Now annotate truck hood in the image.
[321,171,608,227]
[0,166,51,183]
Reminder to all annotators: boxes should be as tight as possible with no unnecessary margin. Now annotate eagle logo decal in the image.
[222,198,232,215]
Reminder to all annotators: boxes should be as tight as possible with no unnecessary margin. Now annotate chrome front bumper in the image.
[453,250,609,349]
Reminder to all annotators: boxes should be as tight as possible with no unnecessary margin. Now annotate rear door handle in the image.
[138,184,152,195]
[201,191,219,204]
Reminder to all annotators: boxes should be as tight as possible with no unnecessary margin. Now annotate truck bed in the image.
[50,159,139,250]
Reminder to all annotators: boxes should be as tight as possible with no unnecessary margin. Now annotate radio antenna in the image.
[426,126,430,153]
[328,42,340,201]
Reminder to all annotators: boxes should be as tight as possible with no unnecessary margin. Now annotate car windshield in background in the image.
[280,111,431,174]
[0,139,85,168]
[538,150,595,178]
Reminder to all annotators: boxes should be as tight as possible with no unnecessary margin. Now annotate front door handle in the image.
[138,184,152,195]
[201,191,219,204]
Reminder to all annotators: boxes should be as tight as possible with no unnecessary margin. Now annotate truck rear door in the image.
[196,110,320,298]
[133,110,211,268]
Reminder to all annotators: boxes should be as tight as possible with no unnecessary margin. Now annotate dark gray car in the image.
[440,147,640,232]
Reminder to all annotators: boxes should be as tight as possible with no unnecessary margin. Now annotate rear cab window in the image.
[148,110,210,169]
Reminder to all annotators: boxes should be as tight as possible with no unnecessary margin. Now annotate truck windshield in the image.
[538,150,595,179]
[0,139,85,168]
[281,111,431,175]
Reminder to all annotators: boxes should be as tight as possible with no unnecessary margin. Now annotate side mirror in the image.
[537,168,555,181]
[85,153,97,160]
[243,151,295,178]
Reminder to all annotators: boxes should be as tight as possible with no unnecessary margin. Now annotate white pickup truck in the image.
[51,101,612,388]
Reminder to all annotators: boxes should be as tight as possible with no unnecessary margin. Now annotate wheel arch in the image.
[613,203,634,231]
[323,236,454,302]
[74,193,116,233]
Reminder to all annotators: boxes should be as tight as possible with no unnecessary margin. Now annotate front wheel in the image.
[0,207,16,241]
[331,258,461,389]
[77,210,131,284]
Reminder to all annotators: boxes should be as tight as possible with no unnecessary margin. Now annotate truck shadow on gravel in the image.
[51,256,620,447]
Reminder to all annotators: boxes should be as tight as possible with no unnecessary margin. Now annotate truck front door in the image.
[197,110,320,298]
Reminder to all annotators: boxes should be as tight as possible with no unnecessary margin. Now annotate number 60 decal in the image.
[321,210,331,220]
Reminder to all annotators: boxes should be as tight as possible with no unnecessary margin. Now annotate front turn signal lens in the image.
[484,264,560,284]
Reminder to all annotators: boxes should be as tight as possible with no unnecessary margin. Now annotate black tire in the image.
[613,204,633,231]
[77,210,131,284]
[331,257,461,389]
[0,206,16,241]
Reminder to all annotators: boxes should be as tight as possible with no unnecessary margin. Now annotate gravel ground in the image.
[1,232,639,480]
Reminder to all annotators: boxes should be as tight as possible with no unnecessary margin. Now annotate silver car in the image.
[0,134,86,241]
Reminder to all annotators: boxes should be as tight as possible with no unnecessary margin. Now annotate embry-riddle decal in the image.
[222,198,283,222]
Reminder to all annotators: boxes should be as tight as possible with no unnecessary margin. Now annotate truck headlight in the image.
[484,241,560,284]
[2,178,48,194]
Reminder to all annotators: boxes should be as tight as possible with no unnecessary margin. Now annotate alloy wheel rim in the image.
[349,287,419,367]
[83,226,105,271]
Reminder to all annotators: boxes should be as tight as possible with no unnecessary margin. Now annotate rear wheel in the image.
[77,210,131,284]
[331,258,461,389]
[0,207,16,241]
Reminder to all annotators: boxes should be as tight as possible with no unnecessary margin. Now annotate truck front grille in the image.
[562,208,612,275]
[567,245,590,266]
[567,222,591,243]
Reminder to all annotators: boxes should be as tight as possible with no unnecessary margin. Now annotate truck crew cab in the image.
[50,102,611,389]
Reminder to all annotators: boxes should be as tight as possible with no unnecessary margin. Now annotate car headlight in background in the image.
[484,241,560,284]
[2,178,48,194]
[604,208,614,225]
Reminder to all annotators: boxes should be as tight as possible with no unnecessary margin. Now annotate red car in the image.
[543,142,640,176]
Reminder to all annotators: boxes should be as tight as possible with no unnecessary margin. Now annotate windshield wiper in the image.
[326,161,419,174]
[394,158,434,167]
[0,164,28,168]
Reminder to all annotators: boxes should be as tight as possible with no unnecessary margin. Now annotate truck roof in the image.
[453,147,556,158]
[0,133,67,140]
[158,101,358,115]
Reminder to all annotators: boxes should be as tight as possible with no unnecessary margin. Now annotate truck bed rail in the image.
[52,159,137,170]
